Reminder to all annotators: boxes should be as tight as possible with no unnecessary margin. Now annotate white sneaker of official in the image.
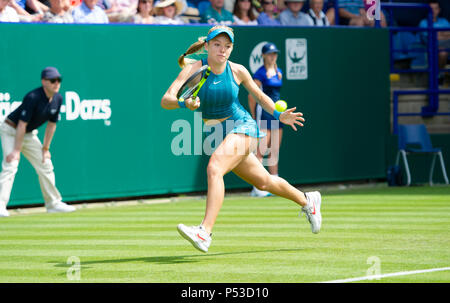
[0,207,10,217]
[251,187,272,197]
[302,191,322,234]
[177,224,212,253]
[46,201,76,213]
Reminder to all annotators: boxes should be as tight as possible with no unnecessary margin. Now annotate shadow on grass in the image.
[50,248,305,268]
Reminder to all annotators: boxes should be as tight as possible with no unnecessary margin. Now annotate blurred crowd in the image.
[0,0,448,28]
[0,0,409,27]
[0,0,448,76]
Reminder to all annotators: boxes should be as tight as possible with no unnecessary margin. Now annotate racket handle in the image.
[192,91,199,99]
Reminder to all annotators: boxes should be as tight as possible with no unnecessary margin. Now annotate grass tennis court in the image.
[0,185,448,283]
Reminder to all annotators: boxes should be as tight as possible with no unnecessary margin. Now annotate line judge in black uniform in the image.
[0,67,76,217]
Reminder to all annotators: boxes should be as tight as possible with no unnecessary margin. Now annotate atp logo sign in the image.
[249,41,269,74]
[286,38,308,80]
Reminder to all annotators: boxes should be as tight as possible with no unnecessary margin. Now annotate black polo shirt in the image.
[8,87,62,133]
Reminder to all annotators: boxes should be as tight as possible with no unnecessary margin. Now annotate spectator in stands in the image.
[223,0,234,13]
[338,0,363,25]
[154,0,185,24]
[20,0,49,14]
[323,0,334,25]
[62,0,72,11]
[279,0,309,26]
[232,0,257,25]
[8,0,47,21]
[339,0,386,27]
[419,0,450,82]
[210,0,243,14]
[304,0,329,26]
[105,0,137,22]
[132,0,154,23]
[72,0,109,23]
[257,0,280,25]
[179,0,189,14]
[200,0,233,25]
[0,0,20,21]
[275,0,285,12]
[42,0,74,22]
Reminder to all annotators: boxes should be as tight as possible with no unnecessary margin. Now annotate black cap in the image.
[41,67,62,80]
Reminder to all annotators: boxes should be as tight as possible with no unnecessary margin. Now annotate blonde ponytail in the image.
[178,36,207,69]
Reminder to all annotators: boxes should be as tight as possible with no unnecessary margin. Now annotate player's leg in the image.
[233,152,322,234]
[20,133,74,213]
[202,133,257,232]
[0,123,20,217]
[234,152,307,206]
[177,133,256,252]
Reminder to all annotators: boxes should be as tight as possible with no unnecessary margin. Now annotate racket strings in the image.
[177,66,209,100]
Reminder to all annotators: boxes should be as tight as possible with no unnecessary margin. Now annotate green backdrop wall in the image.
[0,24,393,207]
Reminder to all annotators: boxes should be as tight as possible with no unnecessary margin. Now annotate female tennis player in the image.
[248,42,284,197]
[161,25,322,253]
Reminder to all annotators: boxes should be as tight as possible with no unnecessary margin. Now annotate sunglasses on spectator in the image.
[239,0,251,2]
[140,0,152,3]
[46,78,61,83]
[263,1,274,5]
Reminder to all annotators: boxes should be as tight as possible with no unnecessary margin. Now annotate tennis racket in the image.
[177,65,211,102]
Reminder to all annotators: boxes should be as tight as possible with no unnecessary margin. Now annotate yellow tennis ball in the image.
[275,100,287,112]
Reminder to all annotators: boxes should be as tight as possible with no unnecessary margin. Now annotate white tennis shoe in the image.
[301,191,322,234]
[46,201,76,213]
[251,187,272,197]
[177,224,212,253]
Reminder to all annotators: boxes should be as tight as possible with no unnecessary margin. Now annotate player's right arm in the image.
[6,120,27,163]
[161,60,203,110]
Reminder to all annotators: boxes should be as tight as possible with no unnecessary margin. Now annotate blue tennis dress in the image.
[197,59,265,140]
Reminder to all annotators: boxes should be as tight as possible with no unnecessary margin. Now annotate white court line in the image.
[322,267,450,283]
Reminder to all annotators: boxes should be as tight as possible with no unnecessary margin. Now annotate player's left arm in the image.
[235,63,276,115]
[42,122,56,163]
[234,63,305,130]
